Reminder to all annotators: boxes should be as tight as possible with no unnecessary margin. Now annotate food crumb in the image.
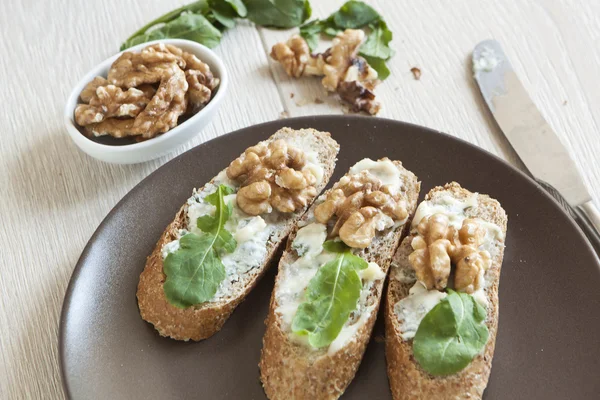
[410,67,422,80]
[562,100,567,105]
[279,111,289,119]
[295,98,311,107]
[290,92,295,98]
[314,97,324,104]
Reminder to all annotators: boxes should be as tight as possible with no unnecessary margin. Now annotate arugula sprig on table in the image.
[291,240,367,348]
[121,0,311,50]
[298,1,394,79]
[121,1,394,79]
[413,289,490,376]
[162,185,236,308]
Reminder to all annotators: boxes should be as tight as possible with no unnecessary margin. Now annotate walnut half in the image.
[75,44,218,140]
[408,214,492,293]
[227,140,319,215]
[314,162,407,249]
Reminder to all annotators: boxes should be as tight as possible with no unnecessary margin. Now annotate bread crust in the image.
[260,161,420,400]
[385,182,508,400]
[137,128,340,341]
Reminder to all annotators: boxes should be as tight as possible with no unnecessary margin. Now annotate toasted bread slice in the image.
[385,182,508,399]
[137,128,340,341]
[260,159,420,400]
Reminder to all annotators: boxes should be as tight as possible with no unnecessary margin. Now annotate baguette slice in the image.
[137,128,339,341]
[385,182,508,399]
[260,159,420,400]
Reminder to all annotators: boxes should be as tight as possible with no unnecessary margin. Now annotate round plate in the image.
[60,116,600,399]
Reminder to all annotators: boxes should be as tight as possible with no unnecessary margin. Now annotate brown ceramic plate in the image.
[60,116,600,399]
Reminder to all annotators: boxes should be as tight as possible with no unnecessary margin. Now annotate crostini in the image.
[137,128,340,341]
[385,182,508,399]
[260,158,420,400]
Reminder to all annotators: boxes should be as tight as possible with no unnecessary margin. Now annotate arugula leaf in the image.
[196,185,237,252]
[359,21,392,60]
[208,0,247,29]
[361,55,390,80]
[163,233,227,308]
[323,24,342,37]
[245,0,311,28]
[331,0,380,29]
[121,13,222,50]
[322,239,350,253]
[222,0,248,17]
[413,290,489,376]
[163,184,237,308]
[299,20,323,52]
[292,246,368,348]
[120,1,209,50]
[210,9,236,30]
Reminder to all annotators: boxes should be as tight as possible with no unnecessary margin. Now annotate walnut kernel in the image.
[314,163,407,248]
[409,215,493,293]
[226,140,319,215]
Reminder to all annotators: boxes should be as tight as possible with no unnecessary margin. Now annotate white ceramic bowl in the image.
[64,39,228,164]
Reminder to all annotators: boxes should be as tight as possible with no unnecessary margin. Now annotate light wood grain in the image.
[1,0,598,398]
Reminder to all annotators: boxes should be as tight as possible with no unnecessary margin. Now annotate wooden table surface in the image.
[1,0,598,398]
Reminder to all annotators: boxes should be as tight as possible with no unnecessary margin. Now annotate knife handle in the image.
[575,201,600,257]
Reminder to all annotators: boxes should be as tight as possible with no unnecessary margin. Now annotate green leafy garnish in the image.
[413,290,489,376]
[208,0,247,29]
[196,185,237,252]
[121,1,209,50]
[360,21,393,60]
[163,185,236,308]
[361,55,390,80]
[298,19,323,52]
[291,242,367,348]
[322,239,350,253]
[245,0,311,28]
[121,0,308,50]
[297,1,394,79]
[121,13,222,50]
[330,0,380,29]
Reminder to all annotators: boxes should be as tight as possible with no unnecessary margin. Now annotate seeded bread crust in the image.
[137,128,340,341]
[260,161,420,400]
[385,182,508,400]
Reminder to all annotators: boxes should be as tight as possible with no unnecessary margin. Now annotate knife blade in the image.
[472,39,600,255]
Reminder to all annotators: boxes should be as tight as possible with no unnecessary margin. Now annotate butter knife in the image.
[472,39,600,255]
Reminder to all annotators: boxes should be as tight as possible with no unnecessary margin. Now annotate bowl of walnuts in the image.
[64,39,228,164]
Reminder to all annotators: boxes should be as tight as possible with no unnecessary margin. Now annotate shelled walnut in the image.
[226,140,319,215]
[314,163,407,249]
[409,215,492,293]
[75,43,219,140]
[270,29,381,115]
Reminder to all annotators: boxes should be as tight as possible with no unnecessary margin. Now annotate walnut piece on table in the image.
[75,43,219,140]
[226,140,319,215]
[270,29,381,115]
[74,85,156,126]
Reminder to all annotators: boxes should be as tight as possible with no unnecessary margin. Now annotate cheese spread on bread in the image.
[275,158,406,354]
[393,191,504,341]
[161,135,326,303]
